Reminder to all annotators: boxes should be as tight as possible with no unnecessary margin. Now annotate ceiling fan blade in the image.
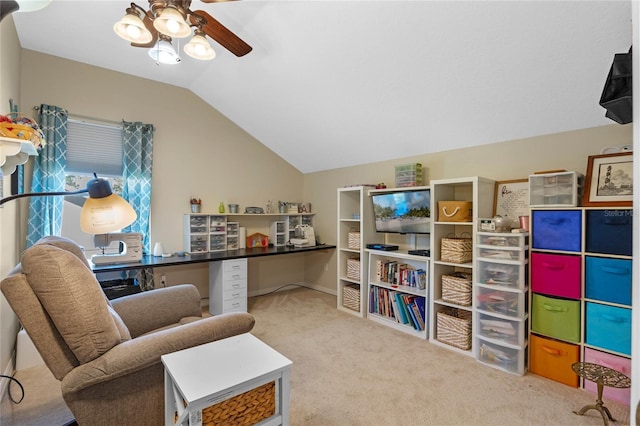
[131,11,158,48]
[190,10,252,57]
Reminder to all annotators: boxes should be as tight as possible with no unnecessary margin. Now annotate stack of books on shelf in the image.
[375,259,426,289]
[369,287,426,331]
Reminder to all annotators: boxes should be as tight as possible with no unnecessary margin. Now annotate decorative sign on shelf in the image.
[493,179,529,219]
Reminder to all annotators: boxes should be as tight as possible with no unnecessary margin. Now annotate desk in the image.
[93,245,335,314]
[92,244,335,273]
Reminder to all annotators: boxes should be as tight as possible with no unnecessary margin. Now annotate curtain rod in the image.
[32,106,154,130]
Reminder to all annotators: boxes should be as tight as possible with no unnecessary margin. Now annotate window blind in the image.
[66,119,123,176]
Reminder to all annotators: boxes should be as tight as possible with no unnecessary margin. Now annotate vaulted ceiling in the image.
[11,1,632,173]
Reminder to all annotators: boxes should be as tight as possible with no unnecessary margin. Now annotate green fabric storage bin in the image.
[531,293,581,343]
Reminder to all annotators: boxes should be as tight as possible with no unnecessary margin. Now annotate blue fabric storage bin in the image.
[585,256,632,305]
[585,302,631,355]
[585,210,632,256]
[532,210,581,252]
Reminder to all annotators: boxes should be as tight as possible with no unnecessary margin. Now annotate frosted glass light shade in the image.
[16,0,52,12]
[153,7,191,38]
[184,33,215,60]
[114,12,153,44]
[149,38,181,64]
[80,193,137,234]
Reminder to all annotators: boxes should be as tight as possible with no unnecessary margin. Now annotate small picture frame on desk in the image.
[583,152,633,207]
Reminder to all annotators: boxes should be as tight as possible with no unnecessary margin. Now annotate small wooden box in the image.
[247,232,269,248]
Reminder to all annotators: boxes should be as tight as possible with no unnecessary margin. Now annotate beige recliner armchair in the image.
[1,236,255,426]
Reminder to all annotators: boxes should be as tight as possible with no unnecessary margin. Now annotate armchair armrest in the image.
[111,284,203,338]
[61,312,255,394]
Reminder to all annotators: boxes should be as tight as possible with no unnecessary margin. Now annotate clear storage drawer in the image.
[476,285,527,318]
[477,232,528,248]
[477,338,526,375]
[477,260,527,289]
[476,312,527,346]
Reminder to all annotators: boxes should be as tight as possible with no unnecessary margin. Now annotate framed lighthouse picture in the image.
[583,152,633,207]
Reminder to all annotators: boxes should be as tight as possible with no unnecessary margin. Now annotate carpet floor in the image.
[0,287,632,425]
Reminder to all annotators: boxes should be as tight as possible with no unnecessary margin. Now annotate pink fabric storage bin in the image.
[531,252,581,299]
[583,348,631,405]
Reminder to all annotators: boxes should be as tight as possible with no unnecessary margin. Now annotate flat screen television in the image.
[371,188,431,234]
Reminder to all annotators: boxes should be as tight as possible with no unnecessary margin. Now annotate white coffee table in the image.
[162,333,292,426]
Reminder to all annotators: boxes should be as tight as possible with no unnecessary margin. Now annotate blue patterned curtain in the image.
[26,105,68,247]
[121,121,154,290]
[121,121,154,254]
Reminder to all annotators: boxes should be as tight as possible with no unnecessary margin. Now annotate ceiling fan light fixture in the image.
[148,36,181,65]
[114,10,152,44]
[184,31,216,60]
[153,6,191,38]
[15,0,52,12]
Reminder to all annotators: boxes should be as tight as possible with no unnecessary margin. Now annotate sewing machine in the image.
[91,232,143,265]
[290,224,316,247]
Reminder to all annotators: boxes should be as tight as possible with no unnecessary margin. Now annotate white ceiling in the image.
[11,1,633,173]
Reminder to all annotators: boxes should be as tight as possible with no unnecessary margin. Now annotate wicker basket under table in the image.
[437,307,472,350]
[200,381,275,426]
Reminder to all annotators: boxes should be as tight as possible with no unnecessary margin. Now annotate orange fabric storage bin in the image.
[529,334,579,387]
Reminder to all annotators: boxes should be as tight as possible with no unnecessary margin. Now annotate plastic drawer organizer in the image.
[529,171,584,208]
[474,231,529,375]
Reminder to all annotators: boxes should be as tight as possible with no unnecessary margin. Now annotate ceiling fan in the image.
[114,0,252,64]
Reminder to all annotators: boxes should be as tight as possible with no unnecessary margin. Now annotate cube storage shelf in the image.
[529,207,632,405]
[336,186,379,317]
[429,176,495,357]
[366,249,429,338]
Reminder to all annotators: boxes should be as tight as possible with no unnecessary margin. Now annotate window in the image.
[60,119,124,258]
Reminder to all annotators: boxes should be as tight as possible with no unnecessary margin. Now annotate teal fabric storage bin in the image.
[585,210,632,256]
[585,302,631,355]
[585,256,632,305]
[531,293,581,343]
[532,210,581,252]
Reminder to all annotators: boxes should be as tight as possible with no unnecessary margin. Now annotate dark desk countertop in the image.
[92,244,336,273]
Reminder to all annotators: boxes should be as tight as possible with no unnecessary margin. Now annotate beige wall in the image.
[0,15,23,383]
[303,124,633,292]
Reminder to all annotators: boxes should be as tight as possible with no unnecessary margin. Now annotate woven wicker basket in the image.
[342,284,361,311]
[346,258,360,281]
[200,381,275,426]
[437,308,472,350]
[441,272,472,306]
[348,231,360,249]
[440,235,473,264]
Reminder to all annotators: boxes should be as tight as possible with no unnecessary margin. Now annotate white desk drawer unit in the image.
[209,259,248,315]
[162,333,292,426]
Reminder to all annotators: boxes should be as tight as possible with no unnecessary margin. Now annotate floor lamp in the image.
[0,173,136,234]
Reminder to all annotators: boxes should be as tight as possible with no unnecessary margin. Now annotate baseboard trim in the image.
[0,349,16,404]
[248,282,336,298]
